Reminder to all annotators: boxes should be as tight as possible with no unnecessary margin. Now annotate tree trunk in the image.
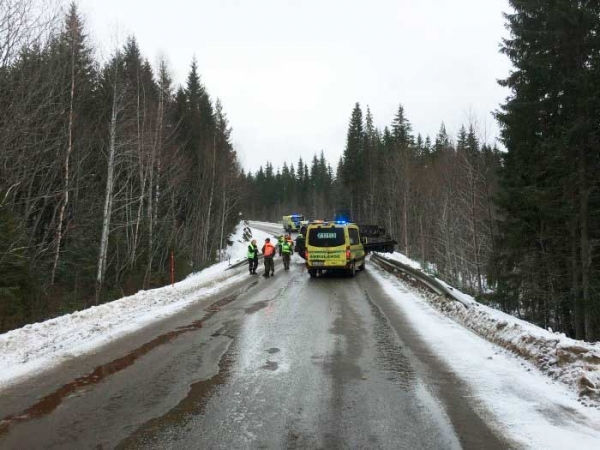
[219,183,227,261]
[132,68,146,267]
[145,83,164,285]
[419,216,425,263]
[579,148,592,340]
[203,136,217,262]
[571,214,584,339]
[51,31,77,285]
[96,62,119,302]
[470,168,483,294]
[403,190,408,255]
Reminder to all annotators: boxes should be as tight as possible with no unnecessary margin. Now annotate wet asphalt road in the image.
[0,235,514,449]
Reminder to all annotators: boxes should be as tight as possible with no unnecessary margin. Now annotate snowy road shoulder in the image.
[370,267,600,449]
[373,252,600,404]
[0,223,277,390]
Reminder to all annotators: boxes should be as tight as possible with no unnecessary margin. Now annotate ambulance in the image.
[282,214,304,232]
[304,221,366,277]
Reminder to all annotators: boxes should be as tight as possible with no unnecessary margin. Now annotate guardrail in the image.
[225,255,264,271]
[371,253,471,309]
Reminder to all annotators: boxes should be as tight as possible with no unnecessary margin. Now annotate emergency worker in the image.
[262,238,276,277]
[281,235,293,270]
[247,239,258,274]
[295,231,305,256]
[277,235,285,256]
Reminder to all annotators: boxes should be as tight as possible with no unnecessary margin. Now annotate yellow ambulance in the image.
[304,221,366,277]
[282,214,304,232]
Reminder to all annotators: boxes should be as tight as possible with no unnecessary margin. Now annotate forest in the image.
[1,1,599,342]
[245,1,600,342]
[244,107,503,316]
[0,2,244,332]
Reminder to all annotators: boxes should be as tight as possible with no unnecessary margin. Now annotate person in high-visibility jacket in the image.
[281,235,293,270]
[262,238,276,277]
[277,235,285,256]
[247,239,258,275]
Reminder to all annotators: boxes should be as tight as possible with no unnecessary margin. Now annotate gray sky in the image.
[76,0,512,173]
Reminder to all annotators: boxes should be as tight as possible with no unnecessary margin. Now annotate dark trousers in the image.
[282,253,291,270]
[264,257,274,275]
[248,257,258,273]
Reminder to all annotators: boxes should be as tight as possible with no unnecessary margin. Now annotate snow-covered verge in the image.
[0,222,278,390]
[379,251,424,271]
[371,267,600,449]
[374,252,600,404]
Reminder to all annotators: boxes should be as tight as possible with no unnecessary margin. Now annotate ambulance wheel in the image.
[358,261,365,271]
[349,263,356,277]
[309,269,317,278]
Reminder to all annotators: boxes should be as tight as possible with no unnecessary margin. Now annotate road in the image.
[0,223,527,449]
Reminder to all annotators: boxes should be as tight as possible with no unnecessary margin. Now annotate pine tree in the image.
[456,126,468,154]
[341,103,365,220]
[390,104,414,254]
[391,104,412,146]
[50,3,97,284]
[495,0,600,339]
[423,136,432,158]
[434,122,451,156]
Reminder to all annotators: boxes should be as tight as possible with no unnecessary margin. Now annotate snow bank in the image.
[248,220,283,229]
[0,222,278,390]
[375,252,600,404]
[381,251,423,271]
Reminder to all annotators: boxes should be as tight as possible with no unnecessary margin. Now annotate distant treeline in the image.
[243,105,502,309]
[245,0,600,342]
[0,2,244,332]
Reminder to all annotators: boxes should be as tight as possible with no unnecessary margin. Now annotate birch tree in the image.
[96,53,122,300]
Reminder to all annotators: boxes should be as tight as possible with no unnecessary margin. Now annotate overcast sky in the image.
[76,0,512,173]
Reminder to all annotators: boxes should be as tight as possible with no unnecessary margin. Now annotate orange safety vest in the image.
[263,243,275,257]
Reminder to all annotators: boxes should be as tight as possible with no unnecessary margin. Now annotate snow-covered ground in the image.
[0,222,278,390]
[379,250,424,271]
[371,267,600,449]
[374,252,600,405]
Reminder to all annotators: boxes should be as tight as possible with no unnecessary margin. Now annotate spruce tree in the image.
[49,3,97,284]
[391,104,412,146]
[434,123,451,156]
[341,103,365,220]
[495,0,600,339]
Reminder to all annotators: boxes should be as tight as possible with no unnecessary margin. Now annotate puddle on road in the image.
[117,325,240,449]
[266,348,280,354]
[244,300,270,314]
[0,293,240,436]
[243,285,286,315]
[261,360,279,371]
